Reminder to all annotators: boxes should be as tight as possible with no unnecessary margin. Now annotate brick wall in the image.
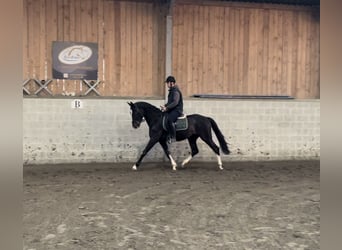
[23,98,320,165]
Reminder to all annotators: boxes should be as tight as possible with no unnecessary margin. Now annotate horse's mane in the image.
[135,101,161,113]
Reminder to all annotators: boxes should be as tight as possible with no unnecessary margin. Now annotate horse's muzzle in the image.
[132,121,140,128]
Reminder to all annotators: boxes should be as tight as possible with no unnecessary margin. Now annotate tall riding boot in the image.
[166,121,176,144]
[170,122,176,141]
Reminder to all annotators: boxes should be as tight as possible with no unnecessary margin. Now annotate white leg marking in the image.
[217,155,223,170]
[169,154,177,171]
[181,155,192,167]
[132,165,137,170]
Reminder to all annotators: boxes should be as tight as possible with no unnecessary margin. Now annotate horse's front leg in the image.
[159,138,177,171]
[132,138,158,170]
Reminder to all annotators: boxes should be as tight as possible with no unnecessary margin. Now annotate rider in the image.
[160,75,183,144]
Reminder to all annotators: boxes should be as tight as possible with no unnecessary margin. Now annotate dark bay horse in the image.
[128,101,230,170]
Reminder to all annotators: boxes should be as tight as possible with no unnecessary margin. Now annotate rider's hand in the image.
[160,105,167,112]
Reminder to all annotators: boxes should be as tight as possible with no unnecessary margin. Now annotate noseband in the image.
[134,107,145,123]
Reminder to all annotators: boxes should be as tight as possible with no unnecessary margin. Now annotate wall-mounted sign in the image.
[52,41,98,80]
[71,99,83,109]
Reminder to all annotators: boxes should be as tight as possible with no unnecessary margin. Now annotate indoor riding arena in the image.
[23,0,320,249]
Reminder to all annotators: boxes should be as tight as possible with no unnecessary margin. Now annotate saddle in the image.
[162,114,188,131]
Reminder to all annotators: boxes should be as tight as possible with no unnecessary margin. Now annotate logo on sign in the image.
[58,45,92,65]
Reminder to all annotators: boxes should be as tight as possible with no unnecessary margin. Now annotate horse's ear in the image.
[127,101,133,107]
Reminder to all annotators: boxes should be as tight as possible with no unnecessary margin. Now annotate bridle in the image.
[132,106,145,124]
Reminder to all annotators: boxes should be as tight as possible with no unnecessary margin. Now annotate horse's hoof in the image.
[132,165,138,170]
[219,166,224,170]
[181,161,188,168]
[172,166,177,171]
[181,156,192,167]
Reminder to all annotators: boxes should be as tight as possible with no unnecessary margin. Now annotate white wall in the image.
[23,98,320,165]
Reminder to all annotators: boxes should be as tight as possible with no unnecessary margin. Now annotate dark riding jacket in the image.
[165,86,183,114]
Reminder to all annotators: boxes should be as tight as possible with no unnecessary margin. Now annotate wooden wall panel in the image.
[101,1,165,97]
[23,0,319,99]
[23,0,166,97]
[172,1,320,99]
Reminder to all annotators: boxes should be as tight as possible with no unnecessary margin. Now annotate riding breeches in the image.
[167,110,181,123]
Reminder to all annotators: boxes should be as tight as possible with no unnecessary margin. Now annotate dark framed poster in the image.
[52,41,98,80]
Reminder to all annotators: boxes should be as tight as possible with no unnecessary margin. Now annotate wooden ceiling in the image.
[220,0,319,6]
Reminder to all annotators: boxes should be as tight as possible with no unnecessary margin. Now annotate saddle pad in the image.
[162,115,188,131]
[175,116,188,131]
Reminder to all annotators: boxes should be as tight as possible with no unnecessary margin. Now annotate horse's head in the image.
[128,101,144,128]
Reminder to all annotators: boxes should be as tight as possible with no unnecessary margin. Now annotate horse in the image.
[128,101,230,171]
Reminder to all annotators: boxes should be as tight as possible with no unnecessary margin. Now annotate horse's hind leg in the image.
[182,135,199,167]
[200,135,223,170]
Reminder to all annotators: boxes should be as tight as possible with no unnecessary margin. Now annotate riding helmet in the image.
[165,76,176,83]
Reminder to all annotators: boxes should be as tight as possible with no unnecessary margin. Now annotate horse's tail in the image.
[208,117,230,155]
